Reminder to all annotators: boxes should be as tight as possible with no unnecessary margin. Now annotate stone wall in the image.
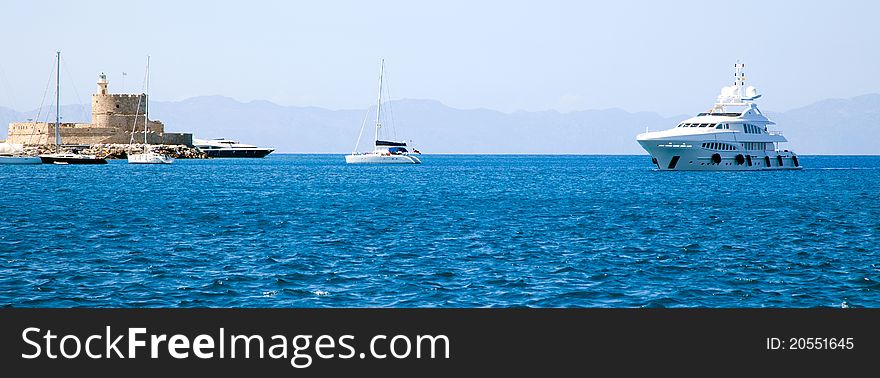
[91,93,147,123]
[6,76,193,147]
[6,122,193,146]
[91,115,165,133]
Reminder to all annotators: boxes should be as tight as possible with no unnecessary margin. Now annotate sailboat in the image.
[39,51,107,165]
[128,56,173,164]
[345,59,422,164]
[0,143,42,164]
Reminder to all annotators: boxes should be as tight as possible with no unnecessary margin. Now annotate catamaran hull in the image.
[0,156,43,164]
[345,154,422,164]
[637,140,802,171]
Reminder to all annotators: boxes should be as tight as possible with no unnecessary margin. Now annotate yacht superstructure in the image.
[636,63,801,171]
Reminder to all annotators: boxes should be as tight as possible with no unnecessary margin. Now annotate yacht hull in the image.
[128,152,174,164]
[0,156,43,164]
[39,154,108,165]
[638,140,802,171]
[203,149,273,158]
[345,153,422,164]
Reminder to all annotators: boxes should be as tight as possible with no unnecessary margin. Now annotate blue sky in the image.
[0,0,877,116]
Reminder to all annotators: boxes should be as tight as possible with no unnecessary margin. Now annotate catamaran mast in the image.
[55,51,60,153]
[375,59,384,143]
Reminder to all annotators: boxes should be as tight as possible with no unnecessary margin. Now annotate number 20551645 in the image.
[766,337,854,350]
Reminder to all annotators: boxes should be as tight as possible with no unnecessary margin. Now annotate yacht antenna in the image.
[735,62,745,99]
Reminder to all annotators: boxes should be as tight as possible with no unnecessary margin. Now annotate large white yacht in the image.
[637,63,801,171]
[194,138,274,158]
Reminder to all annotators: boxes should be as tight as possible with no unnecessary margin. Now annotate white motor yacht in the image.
[194,138,274,158]
[636,63,801,171]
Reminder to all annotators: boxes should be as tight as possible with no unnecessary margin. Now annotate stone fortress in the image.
[6,74,192,146]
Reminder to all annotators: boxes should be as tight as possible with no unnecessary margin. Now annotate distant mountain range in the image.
[2,94,878,154]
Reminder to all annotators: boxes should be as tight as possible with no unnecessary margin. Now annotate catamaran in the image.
[128,56,173,164]
[39,51,107,165]
[345,59,422,164]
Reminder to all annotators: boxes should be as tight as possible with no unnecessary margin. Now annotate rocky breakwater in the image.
[28,144,208,159]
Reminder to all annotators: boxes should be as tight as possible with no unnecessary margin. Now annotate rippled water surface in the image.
[1,155,878,307]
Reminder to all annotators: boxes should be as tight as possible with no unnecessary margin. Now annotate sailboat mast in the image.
[144,56,150,151]
[55,51,60,153]
[375,59,384,142]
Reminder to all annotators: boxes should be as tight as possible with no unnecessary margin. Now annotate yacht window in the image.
[715,124,722,129]
[700,123,708,127]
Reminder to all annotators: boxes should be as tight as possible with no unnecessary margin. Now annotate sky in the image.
[0,0,878,116]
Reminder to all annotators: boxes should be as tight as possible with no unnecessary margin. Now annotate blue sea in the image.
[1,155,878,308]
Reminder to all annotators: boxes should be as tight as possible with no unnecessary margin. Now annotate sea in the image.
[1,155,878,308]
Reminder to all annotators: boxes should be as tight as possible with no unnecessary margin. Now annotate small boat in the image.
[128,151,174,164]
[127,56,174,165]
[0,155,43,164]
[345,59,422,165]
[0,143,41,164]
[193,138,274,158]
[38,51,107,165]
[40,153,108,165]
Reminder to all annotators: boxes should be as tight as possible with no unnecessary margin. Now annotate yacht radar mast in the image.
[711,62,762,113]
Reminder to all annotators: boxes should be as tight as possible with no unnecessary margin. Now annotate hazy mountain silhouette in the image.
[2,94,878,154]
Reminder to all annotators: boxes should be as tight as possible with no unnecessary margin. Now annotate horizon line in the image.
[1,92,879,118]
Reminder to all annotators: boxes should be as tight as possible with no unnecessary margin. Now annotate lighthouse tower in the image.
[97,72,109,95]
[90,72,151,132]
